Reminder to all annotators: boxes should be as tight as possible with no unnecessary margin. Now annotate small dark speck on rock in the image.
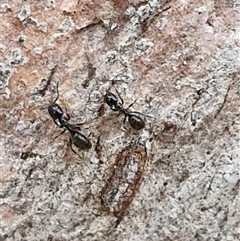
[47,236,53,241]
[20,152,29,160]
[200,207,208,212]
[18,36,25,42]
[0,235,9,241]
[192,120,196,126]
[34,123,41,130]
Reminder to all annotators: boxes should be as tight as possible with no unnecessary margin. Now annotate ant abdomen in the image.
[128,115,145,131]
[70,131,92,151]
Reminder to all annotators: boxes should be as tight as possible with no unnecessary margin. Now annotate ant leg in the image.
[53,82,60,103]
[76,123,96,132]
[126,98,138,110]
[53,119,61,127]
[74,120,93,126]
[69,137,82,158]
[73,117,98,129]
[54,129,67,140]
[64,106,71,121]
[115,217,122,228]
[110,106,119,111]
[125,98,154,119]
[127,111,154,119]
[66,113,70,121]
[114,88,124,105]
[127,98,138,110]
[123,114,127,125]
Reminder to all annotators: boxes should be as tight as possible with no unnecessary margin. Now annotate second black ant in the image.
[48,83,92,156]
[104,88,152,131]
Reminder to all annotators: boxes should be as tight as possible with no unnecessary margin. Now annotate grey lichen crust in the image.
[1,0,240,241]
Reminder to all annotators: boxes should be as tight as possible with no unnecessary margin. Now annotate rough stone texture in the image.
[0,0,240,241]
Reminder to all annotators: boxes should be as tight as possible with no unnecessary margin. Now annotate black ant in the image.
[48,83,92,156]
[104,88,152,131]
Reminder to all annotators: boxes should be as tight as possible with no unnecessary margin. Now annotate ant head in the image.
[104,92,119,108]
[128,114,145,131]
[48,103,64,120]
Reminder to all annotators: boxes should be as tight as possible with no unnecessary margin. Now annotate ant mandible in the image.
[104,88,152,131]
[48,83,92,156]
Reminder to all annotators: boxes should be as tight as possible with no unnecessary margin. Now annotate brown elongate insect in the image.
[100,145,147,225]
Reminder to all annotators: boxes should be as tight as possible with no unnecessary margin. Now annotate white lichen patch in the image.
[33,46,43,55]
[17,5,31,21]
[0,43,6,52]
[0,64,11,89]
[134,38,154,56]
[0,3,11,13]
[7,48,28,65]
[58,17,75,33]
[37,22,48,33]
[104,51,133,82]
[45,0,56,10]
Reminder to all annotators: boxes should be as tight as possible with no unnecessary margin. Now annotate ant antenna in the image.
[126,98,138,110]
[127,110,154,119]
[114,87,124,105]
[53,82,60,103]
[53,129,67,140]
[70,119,98,132]
[125,97,154,119]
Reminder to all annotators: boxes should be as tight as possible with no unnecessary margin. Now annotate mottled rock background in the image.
[1,0,240,241]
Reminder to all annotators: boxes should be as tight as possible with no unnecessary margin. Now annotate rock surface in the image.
[1,0,240,240]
